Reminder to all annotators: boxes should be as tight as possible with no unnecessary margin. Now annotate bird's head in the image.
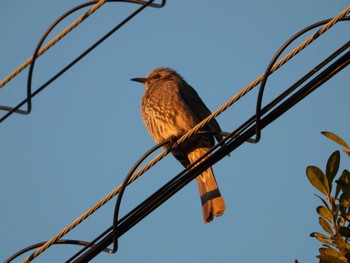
[131,67,182,90]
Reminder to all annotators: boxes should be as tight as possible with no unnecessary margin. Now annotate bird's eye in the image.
[154,74,161,79]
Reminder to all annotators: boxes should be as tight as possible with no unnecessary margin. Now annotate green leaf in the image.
[307,166,330,196]
[319,217,334,236]
[322,131,350,150]
[317,206,334,224]
[326,151,340,192]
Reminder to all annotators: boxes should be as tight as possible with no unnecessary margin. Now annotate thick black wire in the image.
[4,239,112,263]
[0,0,166,122]
[63,139,171,262]
[254,16,350,143]
[111,140,171,253]
[111,130,231,254]
[0,1,97,116]
[25,0,98,116]
[192,17,350,154]
[68,131,227,261]
[234,40,350,150]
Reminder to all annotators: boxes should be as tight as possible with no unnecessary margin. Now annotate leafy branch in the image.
[307,131,350,263]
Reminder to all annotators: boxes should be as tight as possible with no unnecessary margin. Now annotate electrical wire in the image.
[6,131,222,262]
[0,0,166,122]
[0,0,164,88]
[4,239,112,263]
[111,140,171,253]
[0,0,107,90]
[255,14,350,143]
[172,6,350,149]
[110,131,231,254]
[65,139,173,262]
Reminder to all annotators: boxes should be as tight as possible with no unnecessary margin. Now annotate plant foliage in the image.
[307,132,350,263]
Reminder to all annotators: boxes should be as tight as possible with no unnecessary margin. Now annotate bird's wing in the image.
[180,84,223,144]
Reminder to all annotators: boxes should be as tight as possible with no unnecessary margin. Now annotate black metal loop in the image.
[0,0,166,123]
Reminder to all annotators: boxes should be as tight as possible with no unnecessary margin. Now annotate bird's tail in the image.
[188,148,226,223]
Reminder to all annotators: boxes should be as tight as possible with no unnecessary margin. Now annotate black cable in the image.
[206,16,350,155]
[111,130,231,254]
[69,131,228,262]
[63,139,172,262]
[0,1,97,116]
[253,16,350,143]
[0,0,166,122]
[4,239,112,263]
[233,40,350,150]
[112,140,173,253]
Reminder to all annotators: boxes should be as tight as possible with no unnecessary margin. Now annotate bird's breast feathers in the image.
[141,86,197,143]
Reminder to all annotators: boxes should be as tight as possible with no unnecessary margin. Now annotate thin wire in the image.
[61,140,171,262]
[240,41,350,147]
[6,131,224,262]
[172,6,350,149]
[0,0,166,122]
[26,0,100,116]
[25,0,164,116]
[110,131,228,255]
[0,0,164,89]
[65,139,173,262]
[4,239,112,263]
[0,0,99,116]
[0,0,107,89]
[255,13,350,143]
[112,140,171,253]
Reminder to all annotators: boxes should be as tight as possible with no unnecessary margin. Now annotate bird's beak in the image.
[130,77,146,83]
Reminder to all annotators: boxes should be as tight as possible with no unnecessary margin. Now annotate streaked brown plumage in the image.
[131,67,226,223]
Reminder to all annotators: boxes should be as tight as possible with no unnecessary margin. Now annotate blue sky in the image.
[1,1,349,262]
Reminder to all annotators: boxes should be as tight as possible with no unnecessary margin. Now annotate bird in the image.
[131,67,226,223]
